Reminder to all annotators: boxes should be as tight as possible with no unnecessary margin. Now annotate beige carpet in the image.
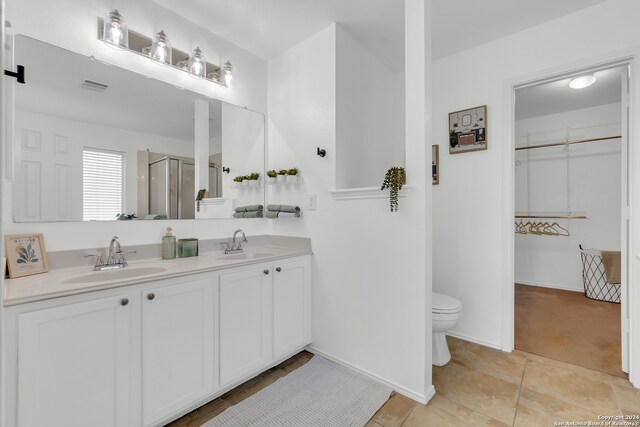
[515,284,626,378]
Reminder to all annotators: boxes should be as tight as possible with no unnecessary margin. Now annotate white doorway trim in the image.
[501,50,640,387]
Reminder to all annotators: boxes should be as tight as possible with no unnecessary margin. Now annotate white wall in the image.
[432,0,640,349]
[266,0,432,401]
[14,110,194,222]
[515,103,622,292]
[3,0,270,251]
[335,25,405,189]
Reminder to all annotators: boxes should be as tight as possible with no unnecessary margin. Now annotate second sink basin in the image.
[215,251,276,261]
[62,266,168,285]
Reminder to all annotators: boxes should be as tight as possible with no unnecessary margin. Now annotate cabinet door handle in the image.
[263,269,270,275]
[120,298,129,306]
[276,267,282,272]
[147,293,155,301]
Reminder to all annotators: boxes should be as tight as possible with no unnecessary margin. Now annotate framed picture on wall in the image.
[5,234,49,278]
[449,105,487,154]
[432,145,440,185]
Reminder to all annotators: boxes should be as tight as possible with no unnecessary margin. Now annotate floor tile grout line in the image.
[611,384,624,415]
[511,358,528,426]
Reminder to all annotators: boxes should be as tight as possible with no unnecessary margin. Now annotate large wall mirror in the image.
[11,35,265,222]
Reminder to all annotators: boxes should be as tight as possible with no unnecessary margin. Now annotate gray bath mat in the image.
[203,356,392,427]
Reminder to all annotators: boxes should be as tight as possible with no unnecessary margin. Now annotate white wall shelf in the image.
[330,186,412,201]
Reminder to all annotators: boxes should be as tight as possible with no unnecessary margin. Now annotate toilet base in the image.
[432,332,451,366]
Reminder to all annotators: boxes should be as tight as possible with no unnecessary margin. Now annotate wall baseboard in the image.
[516,280,583,293]
[446,331,502,351]
[306,346,432,404]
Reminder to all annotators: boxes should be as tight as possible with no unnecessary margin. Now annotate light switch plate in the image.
[308,194,317,210]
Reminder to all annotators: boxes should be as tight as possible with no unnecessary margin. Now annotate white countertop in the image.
[4,246,311,306]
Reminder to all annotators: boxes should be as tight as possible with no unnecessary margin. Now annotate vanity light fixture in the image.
[569,74,597,89]
[150,30,172,65]
[98,12,234,88]
[188,47,206,79]
[102,10,128,50]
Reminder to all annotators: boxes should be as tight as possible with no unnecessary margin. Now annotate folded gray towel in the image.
[234,211,264,218]
[266,204,300,213]
[235,205,264,213]
[266,211,300,218]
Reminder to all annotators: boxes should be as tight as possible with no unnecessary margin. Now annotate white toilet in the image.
[432,292,462,366]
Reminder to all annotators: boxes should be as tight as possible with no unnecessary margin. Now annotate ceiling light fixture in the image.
[102,10,128,49]
[188,47,206,79]
[150,30,172,65]
[569,74,596,89]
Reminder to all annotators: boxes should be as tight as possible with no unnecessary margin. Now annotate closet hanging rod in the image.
[515,135,621,151]
[515,215,588,219]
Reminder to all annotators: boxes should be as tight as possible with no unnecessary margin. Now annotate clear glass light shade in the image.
[103,10,128,49]
[188,47,206,79]
[223,60,234,87]
[569,74,597,89]
[151,30,172,65]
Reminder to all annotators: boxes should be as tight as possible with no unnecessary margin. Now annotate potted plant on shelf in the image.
[267,170,278,185]
[232,175,244,189]
[286,167,299,183]
[277,169,288,183]
[241,175,251,187]
[381,166,406,212]
[248,172,261,187]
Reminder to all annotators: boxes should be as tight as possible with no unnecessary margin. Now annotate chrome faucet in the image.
[222,229,248,254]
[84,236,135,271]
[108,236,122,265]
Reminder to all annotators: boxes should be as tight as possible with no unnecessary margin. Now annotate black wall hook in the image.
[317,147,326,158]
[4,65,25,84]
[222,167,230,174]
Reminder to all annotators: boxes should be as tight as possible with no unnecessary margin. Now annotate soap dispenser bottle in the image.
[162,227,176,260]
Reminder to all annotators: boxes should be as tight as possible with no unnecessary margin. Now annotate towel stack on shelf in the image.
[266,204,301,218]
[233,205,264,218]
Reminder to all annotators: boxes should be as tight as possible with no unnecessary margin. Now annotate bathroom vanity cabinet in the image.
[2,255,311,427]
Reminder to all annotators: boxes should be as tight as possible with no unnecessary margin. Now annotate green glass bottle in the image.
[162,227,176,260]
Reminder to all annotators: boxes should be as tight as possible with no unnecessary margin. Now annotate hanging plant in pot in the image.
[196,189,207,212]
[381,167,406,212]
[277,169,288,183]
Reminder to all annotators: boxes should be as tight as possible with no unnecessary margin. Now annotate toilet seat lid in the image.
[433,293,462,313]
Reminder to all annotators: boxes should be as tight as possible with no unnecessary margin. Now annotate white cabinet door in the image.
[141,278,215,427]
[273,258,311,359]
[218,266,272,388]
[17,295,132,427]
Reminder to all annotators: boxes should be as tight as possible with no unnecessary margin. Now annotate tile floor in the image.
[168,337,640,427]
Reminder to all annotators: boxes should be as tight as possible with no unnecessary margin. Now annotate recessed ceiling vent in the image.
[81,79,109,93]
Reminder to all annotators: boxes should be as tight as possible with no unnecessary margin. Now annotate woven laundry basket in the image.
[580,246,621,303]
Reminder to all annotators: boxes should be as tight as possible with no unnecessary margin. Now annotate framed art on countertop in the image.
[5,234,49,278]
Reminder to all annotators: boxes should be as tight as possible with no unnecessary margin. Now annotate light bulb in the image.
[188,47,206,79]
[569,74,597,89]
[151,30,172,66]
[103,10,128,50]
[223,60,233,87]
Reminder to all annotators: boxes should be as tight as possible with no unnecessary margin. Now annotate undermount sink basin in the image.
[215,251,276,261]
[62,266,168,285]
